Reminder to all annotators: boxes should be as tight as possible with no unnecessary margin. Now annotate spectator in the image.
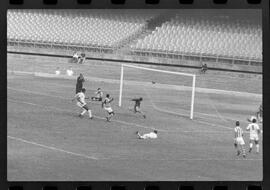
[66,66,74,76]
[55,67,61,75]
[72,51,79,63]
[200,63,208,74]
[76,73,85,94]
[78,53,86,64]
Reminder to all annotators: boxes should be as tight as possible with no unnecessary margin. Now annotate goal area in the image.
[118,64,196,119]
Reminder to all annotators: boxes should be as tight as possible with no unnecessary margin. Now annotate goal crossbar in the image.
[121,64,196,77]
[119,64,196,119]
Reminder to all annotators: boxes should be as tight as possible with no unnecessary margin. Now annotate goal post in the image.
[118,64,196,119]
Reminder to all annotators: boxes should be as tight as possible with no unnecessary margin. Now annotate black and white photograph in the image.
[7,9,262,181]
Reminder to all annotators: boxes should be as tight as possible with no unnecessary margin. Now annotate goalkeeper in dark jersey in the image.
[131,97,146,118]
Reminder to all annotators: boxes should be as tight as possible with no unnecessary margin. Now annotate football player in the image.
[136,130,158,139]
[234,121,246,158]
[91,88,103,101]
[246,118,261,154]
[102,94,115,122]
[131,97,146,118]
[72,88,93,119]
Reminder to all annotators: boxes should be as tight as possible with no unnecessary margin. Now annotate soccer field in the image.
[7,53,262,181]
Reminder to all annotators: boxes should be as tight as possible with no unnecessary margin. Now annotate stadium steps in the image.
[115,11,176,54]
[114,29,153,55]
[146,10,177,30]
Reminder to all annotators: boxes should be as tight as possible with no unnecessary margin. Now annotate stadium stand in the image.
[7,10,262,64]
[130,13,262,61]
[7,10,161,48]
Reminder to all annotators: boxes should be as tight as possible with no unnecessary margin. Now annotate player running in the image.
[246,118,261,154]
[91,88,103,101]
[102,94,115,122]
[131,97,146,118]
[234,121,246,158]
[136,130,158,139]
[72,88,93,119]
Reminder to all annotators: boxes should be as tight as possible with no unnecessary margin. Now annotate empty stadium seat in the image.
[7,10,160,48]
[131,14,262,61]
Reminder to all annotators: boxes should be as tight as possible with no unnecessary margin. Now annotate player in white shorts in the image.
[246,118,261,153]
[102,94,115,122]
[234,121,246,158]
[136,130,158,139]
[72,88,93,119]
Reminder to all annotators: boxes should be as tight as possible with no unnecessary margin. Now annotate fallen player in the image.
[136,130,158,139]
[91,88,103,101]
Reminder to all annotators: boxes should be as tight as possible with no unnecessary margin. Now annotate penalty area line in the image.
[8,86,233,131]
[8,98,226,134]
[101,157,262,161]
[7,98,170,133]
[8,87,235,132]
[8,135,99,160]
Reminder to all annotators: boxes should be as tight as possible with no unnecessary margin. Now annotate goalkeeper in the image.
[131,97,146,118]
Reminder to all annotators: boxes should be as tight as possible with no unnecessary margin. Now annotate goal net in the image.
[118,64,196,119]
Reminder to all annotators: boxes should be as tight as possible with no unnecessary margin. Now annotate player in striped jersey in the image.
[234,121,246,158]
[246,118,261,154]
[72,88,93,119]
[102,94,115,122]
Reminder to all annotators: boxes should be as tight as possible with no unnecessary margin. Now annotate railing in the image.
[129,48,262,65]
[7,39,262,67]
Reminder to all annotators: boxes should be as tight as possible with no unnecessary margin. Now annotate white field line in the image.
[8,87,249,127]
[8,135,99,160]
[8,98,234,134]
[8,85,237,132]
[101,157,262,161]
[8,70,262,98]
[8,87,70,100]
[201,78,230,124]
[142,87,232,130]
[7,87,101,106]
[7,98,164,132]
[8,136,261,161]
[9,86,263,132]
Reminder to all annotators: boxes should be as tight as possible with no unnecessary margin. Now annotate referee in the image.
[76,73,85,94]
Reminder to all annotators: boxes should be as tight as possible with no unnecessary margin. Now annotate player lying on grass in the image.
[91,88,103,101]
[234,121,246,158]
[72,88,93,119]
[102,94,115,122]
[131,97,146,118]
[136,130,158,139]
[246,118,261,154]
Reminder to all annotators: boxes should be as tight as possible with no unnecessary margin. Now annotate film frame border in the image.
[1,0,269,189]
